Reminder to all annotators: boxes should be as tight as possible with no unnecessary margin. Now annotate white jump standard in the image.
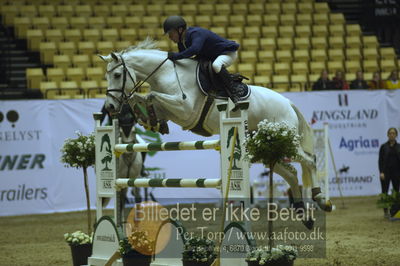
[88,100,252,266]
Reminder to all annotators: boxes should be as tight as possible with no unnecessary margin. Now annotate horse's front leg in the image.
[147,91,191,121]
[297,150,333,212]
[129,93,149,122]
[274,163,314,230]
[129,93,169,134]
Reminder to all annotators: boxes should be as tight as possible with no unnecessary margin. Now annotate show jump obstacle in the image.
[88,100,254,266]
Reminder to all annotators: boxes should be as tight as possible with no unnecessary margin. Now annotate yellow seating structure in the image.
[0,0,397,97]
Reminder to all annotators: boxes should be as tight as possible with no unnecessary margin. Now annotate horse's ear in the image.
[98,54,107,62]
[98,54,114,63]
[111,52,119,61]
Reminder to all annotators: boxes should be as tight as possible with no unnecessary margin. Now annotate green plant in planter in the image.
[127,229,155,255]
[60,131,95,235]
[244,120,300,167]
[64,230,92,246]
[119,230,154,266]
[245,120,300,249]
[377,190,400,216]
[119,237,133,257]
[377,190,400,208]
[64,230,93,266]
[246,245,298,265]
[182,236,217,265]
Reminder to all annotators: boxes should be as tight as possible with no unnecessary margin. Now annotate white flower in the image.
[60,132,95,169]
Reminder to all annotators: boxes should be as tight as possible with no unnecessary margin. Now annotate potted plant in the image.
[64,230,93,266]
[119,229,154,266]
[246,245,298,266]
[60,131,95,234]
[377,190,400,218]
[182,236,217,266]
[60,131,95,265]
[245,120,301,247]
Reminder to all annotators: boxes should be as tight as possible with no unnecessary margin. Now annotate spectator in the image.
[378,128,400,218]
[350,70,368,89]
[312,69,333,91]
[368,71,386,90]
[385,70,400,90]
[331,70,349,90]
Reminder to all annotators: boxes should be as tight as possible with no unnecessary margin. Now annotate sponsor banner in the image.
[1,90,399,216]
[0,99,103,216]
[282,90,400,197]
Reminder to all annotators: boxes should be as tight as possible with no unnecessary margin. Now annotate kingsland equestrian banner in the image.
[283,90,399,198]
[0,90,399,216]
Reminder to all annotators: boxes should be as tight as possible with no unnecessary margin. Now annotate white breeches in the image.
[212,51,238,73]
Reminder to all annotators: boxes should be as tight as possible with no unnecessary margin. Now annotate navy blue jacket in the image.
[170,27,239,61]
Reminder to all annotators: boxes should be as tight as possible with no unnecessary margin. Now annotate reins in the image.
[129,57,169,97]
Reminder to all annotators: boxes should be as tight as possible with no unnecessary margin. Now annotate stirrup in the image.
[229,94,240,104]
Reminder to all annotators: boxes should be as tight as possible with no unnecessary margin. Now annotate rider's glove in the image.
[167,52,175,61]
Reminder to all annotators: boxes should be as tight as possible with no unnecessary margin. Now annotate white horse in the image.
[100,38,332,216]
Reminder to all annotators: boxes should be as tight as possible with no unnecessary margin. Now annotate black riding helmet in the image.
[163,15,186,34]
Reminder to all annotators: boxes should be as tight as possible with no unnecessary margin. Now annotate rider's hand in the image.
[380,173,385,180]
[167,52,175,61]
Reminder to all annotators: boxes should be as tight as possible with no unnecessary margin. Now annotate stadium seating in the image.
[1,0,395,97]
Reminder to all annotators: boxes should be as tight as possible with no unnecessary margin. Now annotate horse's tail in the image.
[291,103,314,187]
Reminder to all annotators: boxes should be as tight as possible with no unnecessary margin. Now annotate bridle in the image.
[105,54,168,113]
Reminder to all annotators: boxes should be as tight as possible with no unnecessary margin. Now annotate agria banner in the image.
[283,90,400,197]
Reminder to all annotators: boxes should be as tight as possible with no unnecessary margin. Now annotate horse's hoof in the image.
[159,120,169,134]
[316,199,333,212]
[323,200,333,212]
[293,201,314,230]
[302,218,314,230]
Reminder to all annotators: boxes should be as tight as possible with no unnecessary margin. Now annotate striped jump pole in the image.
[115,139,220,153]
[115,178,222,188]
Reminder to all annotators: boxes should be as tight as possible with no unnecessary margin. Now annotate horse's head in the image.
[99,52,138,115]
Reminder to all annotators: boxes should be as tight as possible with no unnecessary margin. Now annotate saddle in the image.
[196,60,251,100]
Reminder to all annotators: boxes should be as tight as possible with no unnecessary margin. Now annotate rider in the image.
[163,15,243,105]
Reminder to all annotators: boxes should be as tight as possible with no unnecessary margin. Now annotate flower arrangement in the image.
[182,236,217,264]
[119,229,155,256]
[377,190,400,218]
[119,237,132,256]
[244,120,300,167]
[246,245,298,265]
[65,230,93,266]
[60,131,95,169]
[60,131,95,234]
[377,190,400,209]
[245,119,301,257]
[64,230,92,247]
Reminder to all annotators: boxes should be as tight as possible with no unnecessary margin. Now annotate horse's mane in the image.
[121,37,159,54]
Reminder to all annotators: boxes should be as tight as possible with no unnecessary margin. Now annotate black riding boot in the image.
[217,66,241,105]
